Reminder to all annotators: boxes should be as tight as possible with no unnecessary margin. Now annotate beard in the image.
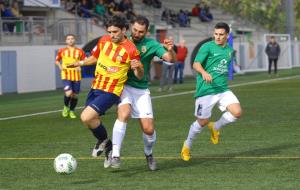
[132,35,143,42]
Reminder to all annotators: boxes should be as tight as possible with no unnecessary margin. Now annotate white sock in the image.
[143,131,156,156]
[214,112,237,131]
[185,121,203,148]
[112,119,127,158]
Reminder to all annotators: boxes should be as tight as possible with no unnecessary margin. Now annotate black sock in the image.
[90,123,108,141]
[64,96,71,107]
[70,98,78,111]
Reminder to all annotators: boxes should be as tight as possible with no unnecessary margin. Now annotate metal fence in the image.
[0,16,89,46]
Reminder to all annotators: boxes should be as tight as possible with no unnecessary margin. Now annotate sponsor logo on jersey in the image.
[100,64,120,74]
[107,66,120,74]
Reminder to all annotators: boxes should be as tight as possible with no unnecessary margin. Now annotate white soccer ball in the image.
[54,153,77,174]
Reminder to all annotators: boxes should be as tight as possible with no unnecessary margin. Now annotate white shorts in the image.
[119,85,153,118]
[194,91,239,119]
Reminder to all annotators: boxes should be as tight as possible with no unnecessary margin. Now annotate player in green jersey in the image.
[181,22,242,161]
[109,15,176,170]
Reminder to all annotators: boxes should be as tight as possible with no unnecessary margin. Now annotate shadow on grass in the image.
[158,143,300,171]
[83,143,300,177]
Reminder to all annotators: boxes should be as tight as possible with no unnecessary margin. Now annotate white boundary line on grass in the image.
[0,75,299,121]
[0,156,300,160]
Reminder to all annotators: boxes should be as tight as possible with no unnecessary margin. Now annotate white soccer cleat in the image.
[92,139,109,157]
[111,157,121,169]
[103,150,112,168]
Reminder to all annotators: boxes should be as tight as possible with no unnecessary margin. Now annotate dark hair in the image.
[132,15,149,30]
[65,34,76,39]
[105,15,129,30]
[214,22,230,33]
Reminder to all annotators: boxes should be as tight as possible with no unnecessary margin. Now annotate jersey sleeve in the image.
[194,43,210,64]
[130,48,141,61]
[55,48,63,62]
[91,38,102,58]
[80,49,87,60]
[153,40,167,58]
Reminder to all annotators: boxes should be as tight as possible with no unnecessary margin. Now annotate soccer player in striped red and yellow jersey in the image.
[55,34,86,119]
[67,15,144,167]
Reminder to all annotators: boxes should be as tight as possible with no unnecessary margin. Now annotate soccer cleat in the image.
[208,122,220,144]
[103,139,112,168]
[111,157,121,169]
[69,111,77,119]
[103,150,112,168]
[92,139,109,157]
[181,141,191,161]
[145,154,157,171]
[62,106,69,118]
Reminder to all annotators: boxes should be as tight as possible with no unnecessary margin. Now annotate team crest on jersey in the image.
[117,55,123,61]
[141,46,147,53]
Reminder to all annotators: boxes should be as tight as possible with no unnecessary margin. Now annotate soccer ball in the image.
[54,153,77,174]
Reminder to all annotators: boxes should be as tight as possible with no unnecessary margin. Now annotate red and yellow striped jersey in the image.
[56,47,86,81]
[91,35,140,96]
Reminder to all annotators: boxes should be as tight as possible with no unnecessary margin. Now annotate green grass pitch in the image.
[0,69,300,190]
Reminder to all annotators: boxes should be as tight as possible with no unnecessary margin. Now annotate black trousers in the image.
[268,58,278,74]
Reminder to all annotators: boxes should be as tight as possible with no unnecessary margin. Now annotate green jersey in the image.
[194,41,233,98]
[127,36,167,89]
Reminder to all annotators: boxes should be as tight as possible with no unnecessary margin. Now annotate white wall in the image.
[0,46,63,93]
[0,54,2,95]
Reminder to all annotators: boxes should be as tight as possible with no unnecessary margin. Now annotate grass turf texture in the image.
[0,69,300,189]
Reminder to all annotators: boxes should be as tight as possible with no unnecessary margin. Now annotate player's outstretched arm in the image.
[67,55,98,68]
[193,62,212,83]
[130,59,144,80]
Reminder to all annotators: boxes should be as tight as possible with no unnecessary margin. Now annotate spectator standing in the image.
[159,43,177,92]
[174,39,188,84]
[265,36,280,76]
